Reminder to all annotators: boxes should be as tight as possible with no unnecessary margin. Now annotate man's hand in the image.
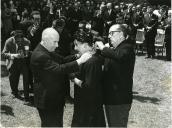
[76,52,92,65]
[133,23,138,27]
[107,21,112,24]
[105,43,110,48]
[95,41,105,50]
[10,54,21,59]
[10,53,25,59]
[72,78,83,88]
[75,53,81,59]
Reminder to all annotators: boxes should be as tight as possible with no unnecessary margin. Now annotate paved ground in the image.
[1,55,172,127]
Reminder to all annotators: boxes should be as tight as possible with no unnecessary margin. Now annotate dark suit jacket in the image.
[27,24,43,51]
[56,28,72,57]
[104,9,116,25]
[83,6,94,22]
[143,12,151,26]
[67,8,83,21]
[101,38,135,105]
[145,14,158,42]
[30,44,79,109]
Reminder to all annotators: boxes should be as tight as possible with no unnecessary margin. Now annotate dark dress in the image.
[71,53,106,127]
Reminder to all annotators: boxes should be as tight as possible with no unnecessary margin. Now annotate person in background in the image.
[83,1,94,22]
[52,18,74,103]
[92,4,105,36]
[71,30,106,127]
[165,10,171,61]
[19,8,33,37]
[131,5,144,38]
[104,3,116,36]
[66,2,83,35]
[30,27,92,127]
[145,7,158,58]
[27,11,43,51]
[1,1,13,50]
[27,10,43,93]
[2,30,31,105]
[96,24,135,127]
[53,18,72,56]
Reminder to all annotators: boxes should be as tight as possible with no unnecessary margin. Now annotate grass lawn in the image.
[1,55,172,127]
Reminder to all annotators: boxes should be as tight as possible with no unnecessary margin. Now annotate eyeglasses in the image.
[108,31,121,36]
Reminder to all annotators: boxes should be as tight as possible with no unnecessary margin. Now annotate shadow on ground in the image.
[133,94,161,105]
[136,52,147,56]
[154,55,167,61]
[1,105,15,117]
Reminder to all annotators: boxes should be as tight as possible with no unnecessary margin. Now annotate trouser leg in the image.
[105,104,131,127]
[26,57,33,92]
[37,106,64,127]
[22,65,30,100]
[9,64,20,95]
[65,76,70,96]
[166,45,171,61]
[28,67,33,91]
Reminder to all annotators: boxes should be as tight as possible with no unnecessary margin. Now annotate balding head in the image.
[41,27,59,52]
[107,3,112,9]
[109,24,128,37]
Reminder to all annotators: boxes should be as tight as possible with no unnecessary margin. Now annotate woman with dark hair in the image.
[71,30,106,127]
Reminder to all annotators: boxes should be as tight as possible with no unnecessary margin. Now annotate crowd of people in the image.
[1,0,171,127]
[1,0,172,56]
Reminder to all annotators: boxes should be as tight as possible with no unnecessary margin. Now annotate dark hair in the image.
[52,18,65,28]
[78,20,87,29]
[30,11,40,18]
[14,30,24,38]
[74,30,93,46]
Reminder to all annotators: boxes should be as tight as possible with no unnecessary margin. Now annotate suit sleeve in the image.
[50,51,76,63]
[1,39,12,59]
[63,55,77,63]
[101,47,131,62]
[38,54,79,74]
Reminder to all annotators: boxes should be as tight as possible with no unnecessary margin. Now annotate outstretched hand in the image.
[95,41,105,50]
[76,52,92,65]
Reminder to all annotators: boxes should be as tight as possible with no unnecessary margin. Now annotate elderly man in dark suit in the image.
[83,1,94,22]
[104,3,116,35]
[96,24,135,127]
[30,27,92,127]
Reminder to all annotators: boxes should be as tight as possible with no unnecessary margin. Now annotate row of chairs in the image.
[135,28,166,56]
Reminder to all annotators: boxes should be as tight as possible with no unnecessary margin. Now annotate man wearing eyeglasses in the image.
[96,24,135,127]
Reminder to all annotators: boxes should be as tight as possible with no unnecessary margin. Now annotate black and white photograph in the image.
[0,0,171,127]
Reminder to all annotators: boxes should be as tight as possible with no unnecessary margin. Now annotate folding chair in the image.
[135,29,145,54]
[154,29,166,56]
